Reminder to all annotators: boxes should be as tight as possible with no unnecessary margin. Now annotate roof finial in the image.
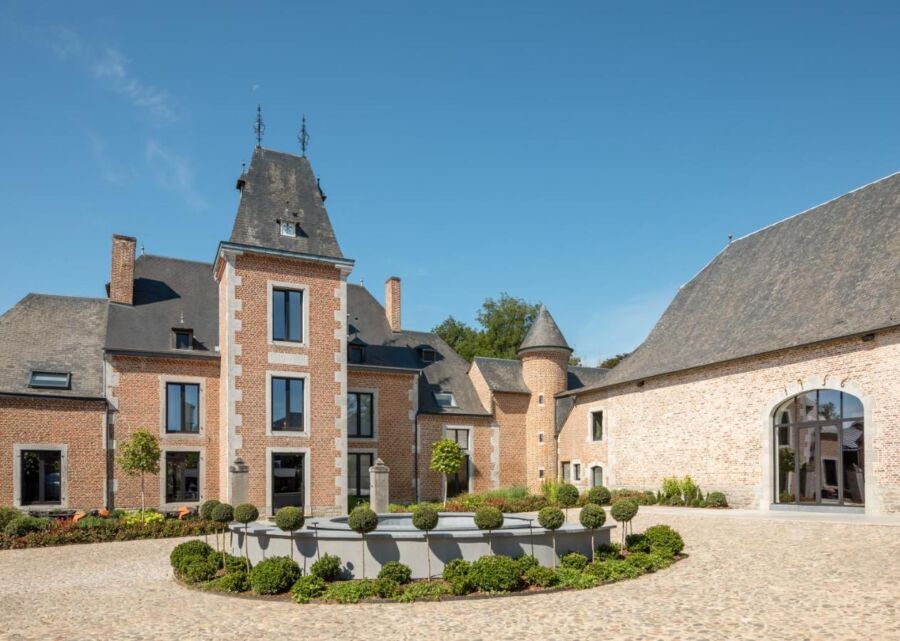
[298,115,309,156]
[140,242,145,256]
[727,234,733,245]
[254,105,265,148]
[179,310,184,324]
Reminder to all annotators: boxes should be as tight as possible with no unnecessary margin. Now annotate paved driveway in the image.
[0,509,898,641]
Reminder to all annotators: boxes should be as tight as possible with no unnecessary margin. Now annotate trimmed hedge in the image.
[170,540,215,570]
[468,555,521,593]
[644,524,685,555]
[310,553,342,581]
[4,516,51,537]
[291,575,327,603]
[248,556,301,595]
[377,561,412,584]
[0,518,219,550]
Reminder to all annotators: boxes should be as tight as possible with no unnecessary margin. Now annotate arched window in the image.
[773,390,864,507]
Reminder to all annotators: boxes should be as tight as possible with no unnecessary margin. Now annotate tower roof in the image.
[518,305,572,354]
[228,147,345,261]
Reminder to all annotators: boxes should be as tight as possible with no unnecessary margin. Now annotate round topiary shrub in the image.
[170,539,215,570]
[468,555,522,593]
[610,498,639,542]
[310,553,342,580]
[473,505,504,531]
[248,556,301,595]
[537,506,565,530]
[579,503,606,529]
[644,524,685,556]
[210,503,233,524]
[233,503,259,524]
[411,504,439,531]
[372,577,401,599]
[211,570,249,593]
[524,565,558,588]
[586,486,611,506]
[377,561,412,584]
[442,558,473,595]
[274,506,304,532]
[291,575,326,604]
[4,515,51,537]
[222,553,247,574]
[706,492,728,508]
[557,483,579,510]
[199,499,221,521]
[348,505,378,534]
[560,551,588,571]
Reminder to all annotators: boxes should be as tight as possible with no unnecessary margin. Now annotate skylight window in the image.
[29,371,71,389]
[434,392,457,408]
[280,221,297,237]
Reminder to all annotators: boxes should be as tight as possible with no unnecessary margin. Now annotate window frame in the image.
[348,450,376,499]
[161,448,203,506]
[267,281,309,347]
[269,375,307,434]
[434,392,457,408]
[348,390,376,439]
[29,371,71,390]
[561,461,571,482]
[13,444,67,509]
[348,344,366,364]
[173,329,193,350]
[279,220,298,237]
[266,447,310,516]
[590,465,604,487]
[165,382,201,434]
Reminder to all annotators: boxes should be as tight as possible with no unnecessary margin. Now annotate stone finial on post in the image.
[229,457,250,507]
[369,458,390,514]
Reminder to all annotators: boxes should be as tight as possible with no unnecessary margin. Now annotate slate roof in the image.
[106,254,219,358]
[347,284,489,416]
[575,171,900,393]
[0,295,108,399]
[518,305,572,353]
[473,356,608,394]
[228,147,346,262]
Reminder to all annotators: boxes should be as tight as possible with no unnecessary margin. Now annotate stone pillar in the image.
[229,457,250,507]
[370,458,390,514]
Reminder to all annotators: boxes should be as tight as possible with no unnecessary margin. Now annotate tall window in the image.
[21,450,61,505]
[348,392,373,438]
[271,377,305,432]
[165,451,200,503]
[272,288,303,342]
[446,428,470,498]
[561,461,571,482]
[272,452,304,510]
[166,383,200,433]
[773,389,864,507]
[348,452,374,498]
[591,466,603,487]
[591,411,603,441]
[573,463,581,482]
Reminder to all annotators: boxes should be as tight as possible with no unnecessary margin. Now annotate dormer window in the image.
[29,371,71,390]
[434,392,457,408]
[280,221,297,237]
[349,344,365,364]
[420,348,437,363]
[173,329,193,350]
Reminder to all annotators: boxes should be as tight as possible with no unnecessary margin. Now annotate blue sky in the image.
[2,2,899,365]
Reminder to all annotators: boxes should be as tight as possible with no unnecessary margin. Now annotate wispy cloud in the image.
[45,26,177,125]
[145,139,207,210]
[87,131,136,186]
[570,288,675,367]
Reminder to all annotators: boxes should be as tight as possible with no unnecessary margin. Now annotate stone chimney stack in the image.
[109,234,136,305]
[385,276,401,332]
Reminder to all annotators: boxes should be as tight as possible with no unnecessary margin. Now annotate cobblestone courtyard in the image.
[0,509,898,641]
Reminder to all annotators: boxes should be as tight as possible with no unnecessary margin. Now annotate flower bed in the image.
[0,507,220,550]
[173,523,686,604]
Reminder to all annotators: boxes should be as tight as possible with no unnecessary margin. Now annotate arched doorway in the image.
[773,389,864,507]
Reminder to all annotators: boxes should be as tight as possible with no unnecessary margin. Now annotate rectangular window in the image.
[272,288,303,342]
[272,452,304,510]
[591,411,603,441]
[349,345,365,364]
[280,221,297,237]
[165,451,200,503]
[348,452,374,498]
[29,371,70,389]
[591,466,603,487]
[561,461,571,482]
[446,428,469,449]
[21,450,62,505]
[271,377,305,432]
[348,392,374,438]
[434,392,457,408]
[173,330,192,350]
[573,463,581,482]
[166,383,200,433]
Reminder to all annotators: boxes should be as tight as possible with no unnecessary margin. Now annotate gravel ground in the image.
[0,509,897,641]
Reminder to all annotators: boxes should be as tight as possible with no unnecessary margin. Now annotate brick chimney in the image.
[109,234,136,305]
[385,276,401,332]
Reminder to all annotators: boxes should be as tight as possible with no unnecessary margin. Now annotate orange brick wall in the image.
[521,349,569,491]
[416,414,497,501]
[0,396,107,510]
[494,392,530,487]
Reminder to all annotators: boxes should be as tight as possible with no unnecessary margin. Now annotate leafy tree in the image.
[348,506,378,579]
[568,355,583,366]
[599,352,631,369]
[412,504,439,579]
[274,506,305,563]
[116,429,161,523]
[432,316,480,361]
[430,438,465,506]
[433,293,539,361]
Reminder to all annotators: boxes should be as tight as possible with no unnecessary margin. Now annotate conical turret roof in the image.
[518,305,572,354]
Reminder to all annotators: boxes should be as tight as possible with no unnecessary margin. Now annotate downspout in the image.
[414,415,419,503]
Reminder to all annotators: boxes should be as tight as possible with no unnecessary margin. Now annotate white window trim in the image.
[159,375,206,438]
[13,444,68,510]
[347,387,379,442]
[434,392,458,408]
[572,459,583,483]
[266,446,311,517]
[586,405,605,443]
[587,461,605,487]
[279,221,298,237]
[267,280,310,348]
[560,460,572,483]
[159,446,205,510]
[266,370,311,437]
[348,448,378,499]
[443,424,474,494]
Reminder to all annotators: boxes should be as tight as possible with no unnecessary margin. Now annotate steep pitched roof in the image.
[0,294,107,398]
[473,356,608,394]
[589,171,900,391]
[106,254,219,358]
[347,284,489,416]
[518,305,572,353]
[567,365,610,390]
[228,147,345,261]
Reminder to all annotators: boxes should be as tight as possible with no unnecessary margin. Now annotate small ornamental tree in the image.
[274,506,305,563]
[474,506,504,554]
[610,498,639,544]
[199,499,221,546]
[557,483,579,520]
[348,505,378,579]
[430,438,465,506]
[210,503,234,555]
[537,506,565,568]
[116,429,161,523]
[579,503,607,561]
[412,504,439,579]
[585,486,611,506]
[234,504,259,570]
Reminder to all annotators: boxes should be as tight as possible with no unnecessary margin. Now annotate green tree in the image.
[432,316,480,361]
[116,429,161,523]
[475,293,540,359]
[430,438,465,506]
[599,353,631,369]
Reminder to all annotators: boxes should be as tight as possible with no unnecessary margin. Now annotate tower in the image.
[519,306,572,492]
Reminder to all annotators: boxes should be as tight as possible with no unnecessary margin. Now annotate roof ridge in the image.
[474,356,519,363]
[139,254,213,266]
[22,293,107,302]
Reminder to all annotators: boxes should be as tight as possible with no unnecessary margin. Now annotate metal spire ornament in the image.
[298,115,309,156]
[254,105,265,148]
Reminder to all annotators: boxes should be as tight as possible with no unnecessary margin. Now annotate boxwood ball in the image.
[610,498,639,523]
[234,503,259,525]
[348,506,378,534]
[473,506,504,531]
[537,506,565,530]
[274,506,305,532]
[579,503,606,529]
[411,505,439,531]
